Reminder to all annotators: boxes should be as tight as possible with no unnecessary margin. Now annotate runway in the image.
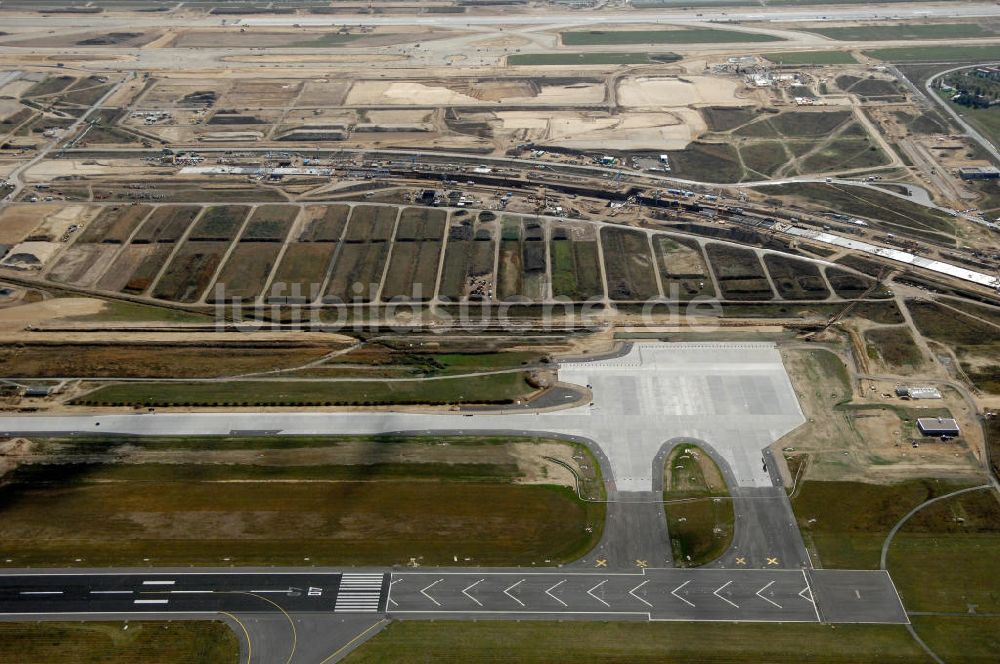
[0,567,908,625]
[0,571,387,615]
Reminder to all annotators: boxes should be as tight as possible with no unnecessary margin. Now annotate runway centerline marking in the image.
[420,579,442,607]
[587,580,609,607]
[503,580,525,607]
[19,591,62,596]
[713,581,739,609]
[545,580,567,607]
[629,580,652,608]
[462,579,484,607]
[671,580,695,607]
[755,581,782,609]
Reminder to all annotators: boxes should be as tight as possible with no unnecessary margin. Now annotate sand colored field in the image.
[495,108,704,150]
[222,54,408,64]
[199,131,265,141]
[46,244,119,287]
[0,241,62,270]
[24,160,173,181]
[0,205,53,244]
[219,80,303,106]
[347,81,481,106]
[367,109,435,124]
[0,99,23,121]
[296,79,353,106]
[26,205,101,242]
[617,76,743,108]
[346,80,606,106]
[0,79,36,99]
[0,297,104,330]
[139,80,230,108]
[95,244,162,292]
[529,82,606,105]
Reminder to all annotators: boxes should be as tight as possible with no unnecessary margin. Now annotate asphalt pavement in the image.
[0,566,908,625]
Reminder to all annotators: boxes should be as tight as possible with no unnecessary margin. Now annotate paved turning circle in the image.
[387,569,908,623]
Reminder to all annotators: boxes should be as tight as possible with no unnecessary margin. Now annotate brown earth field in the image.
[381,240,443,301]
[344,205,397,242]
[119,244,176,294]
[76,204,152,244]
[96,244,165,292]
[602,227,658,301]
[654,235,714,299]
[132,205,200,243]
[267,243,338,302]
[151,240,229,303]
[208,242,284,301]
[187,205,250,242]
[241,204,298,241]
[325,241,390,303]
[298,204,350,242]
[45,244,119,288]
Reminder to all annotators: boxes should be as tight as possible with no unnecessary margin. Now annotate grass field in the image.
[601,227,659,300]
[345,622,928,663]
[809,23,994,41]
[764,254,830,300]
[791,478,977,569]
[663,443,733,567]
[63,299,212,323]
[560,28,782,45]
[73,372,538,407]
[0,436,604,567]
[507,52,680,66]
[550,238,603,301]
[864,326,925,369]
[0,622,238,664]
[909,615,1000,664]
[886,487,1000,662]
[665,142,743,182]
[0,343,333,378]
[907,299,1000,393]
[808,23,996,41]
[756,183,954,238]
[762,51,857,65]
[865,45,1000,63]
[887,487,1000,613]
[942,92,1000,148]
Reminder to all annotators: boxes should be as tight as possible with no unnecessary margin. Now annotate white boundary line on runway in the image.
[0,611,218,617]
[882,571,911,626]
[0,572,347,577]
[801,569,822,623]
[391,610,650,617]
